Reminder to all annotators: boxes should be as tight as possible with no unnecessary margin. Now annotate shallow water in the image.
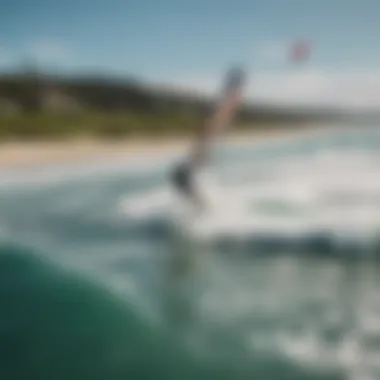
[1,126,380,380]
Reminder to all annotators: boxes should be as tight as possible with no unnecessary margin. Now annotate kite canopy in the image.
[289,40,312,62]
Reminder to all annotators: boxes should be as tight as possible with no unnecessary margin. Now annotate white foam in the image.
[121,145,380,243]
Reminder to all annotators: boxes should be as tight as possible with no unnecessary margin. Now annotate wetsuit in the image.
[171,161,195,199]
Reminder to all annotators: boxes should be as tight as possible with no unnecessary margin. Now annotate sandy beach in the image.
[0,125,327,170]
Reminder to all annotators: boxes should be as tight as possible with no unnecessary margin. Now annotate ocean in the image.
[1,126,380,380]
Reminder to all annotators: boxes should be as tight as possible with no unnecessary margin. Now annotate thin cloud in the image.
[0,46,12,68]
[28,39,71,66]
[163,68,380,110]
[250,69,380,109]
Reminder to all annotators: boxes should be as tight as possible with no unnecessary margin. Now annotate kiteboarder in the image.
[170,66,246,210]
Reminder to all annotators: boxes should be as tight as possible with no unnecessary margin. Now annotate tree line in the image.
[0,71,340,140]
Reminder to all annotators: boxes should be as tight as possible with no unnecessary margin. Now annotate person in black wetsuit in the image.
[170,66,246,210]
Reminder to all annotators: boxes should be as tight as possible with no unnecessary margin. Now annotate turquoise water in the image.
[1,126,380,380]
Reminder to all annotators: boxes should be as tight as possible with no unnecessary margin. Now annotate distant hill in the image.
[0,71,346,140]
[0,72,341,118]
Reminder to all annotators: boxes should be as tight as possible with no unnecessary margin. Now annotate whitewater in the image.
[1,125,380,380]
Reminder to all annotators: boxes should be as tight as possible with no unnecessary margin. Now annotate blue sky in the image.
[1,0,380,108]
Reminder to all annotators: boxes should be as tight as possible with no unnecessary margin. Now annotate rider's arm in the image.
[189,66,246,167]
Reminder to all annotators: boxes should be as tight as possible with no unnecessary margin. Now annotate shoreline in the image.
[0,125,329,170]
